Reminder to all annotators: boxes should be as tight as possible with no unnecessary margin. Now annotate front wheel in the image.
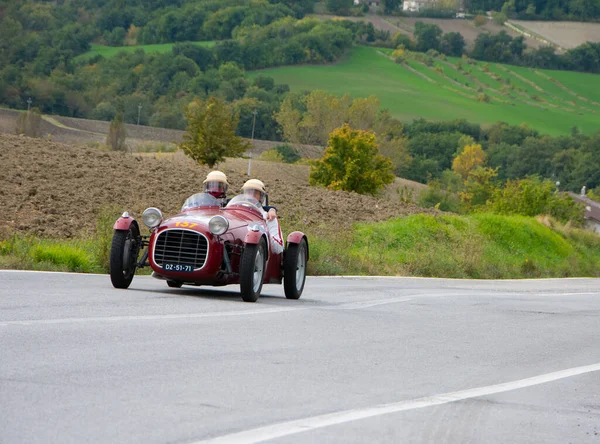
[284,238,307,300]
[109,225,139,289]
[167,280,183,288]
[239,238,267,303]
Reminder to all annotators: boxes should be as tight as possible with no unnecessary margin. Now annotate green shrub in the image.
[135,142,177,153]
[418,185,461,212]
[259,149,284,162]
[31,244,92,272]
[274,144,301,163]
[487,177,584,224]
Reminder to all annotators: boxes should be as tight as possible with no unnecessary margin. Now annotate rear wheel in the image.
[284,238,307,300]
[109,225,140,289]
[240,238,266,303]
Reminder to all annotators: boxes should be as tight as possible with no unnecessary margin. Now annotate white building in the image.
[402,0,435,12]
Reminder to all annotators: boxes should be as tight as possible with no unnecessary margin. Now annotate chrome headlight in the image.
[209,215,229,235]
[142,207,163,228]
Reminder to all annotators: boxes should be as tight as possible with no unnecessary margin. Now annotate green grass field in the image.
[249,46,600,135]
[76,41,215,61]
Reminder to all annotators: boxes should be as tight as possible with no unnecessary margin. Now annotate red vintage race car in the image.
[109,193,308,302]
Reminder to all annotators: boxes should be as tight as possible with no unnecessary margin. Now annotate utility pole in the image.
[27,97,32,112]
[137,103,142,126]
[247,109,257,176]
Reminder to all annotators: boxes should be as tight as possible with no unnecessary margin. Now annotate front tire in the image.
[284,238,307,300]
[167,280,183,288]
[240,238,267,303]
[109,225,139,289]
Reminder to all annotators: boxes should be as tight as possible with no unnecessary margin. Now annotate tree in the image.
[491,11,507,24]
[414,22,442,52]
[309,124,394,195]
[440,32,465,57]
[326,0,353,14]
[106,114,127,151]
[382,0,401,14]
[15,107,42,138]
[179,97,249,168]
[459,166,498,209]
[452,143,486,179]
[473,14,487,26]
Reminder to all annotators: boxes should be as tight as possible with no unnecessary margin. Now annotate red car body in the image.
[109,193,308,302]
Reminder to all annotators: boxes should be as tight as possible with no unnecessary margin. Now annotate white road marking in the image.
[334,296,414,309]
[0,269,107,276]
[0,296,422,327]
[194,362,600,444]
[319,275,598,281]
[0,307,306,327]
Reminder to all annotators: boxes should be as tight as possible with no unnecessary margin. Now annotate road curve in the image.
[1,271,599,443]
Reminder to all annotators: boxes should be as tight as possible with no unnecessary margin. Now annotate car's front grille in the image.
[153,229,208,270]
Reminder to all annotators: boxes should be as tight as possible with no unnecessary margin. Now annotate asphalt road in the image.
[1,271,599,444]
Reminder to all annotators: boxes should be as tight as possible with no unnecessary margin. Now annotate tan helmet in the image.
[241,179,266,204]
[241,179,266,193]
[203,170,229,185]
[203,170,229,199]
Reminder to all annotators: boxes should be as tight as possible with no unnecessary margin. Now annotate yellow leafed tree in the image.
[452,143,486,180]
[309,124,394,195]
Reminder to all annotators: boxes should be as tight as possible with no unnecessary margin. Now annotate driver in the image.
[203,170,229,206]
[241,179,283,254]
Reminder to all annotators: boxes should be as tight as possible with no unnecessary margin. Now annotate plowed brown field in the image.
[0,133,430,239]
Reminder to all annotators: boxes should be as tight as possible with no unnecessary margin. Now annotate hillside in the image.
[250,45,600,135]
[0,133,430,239]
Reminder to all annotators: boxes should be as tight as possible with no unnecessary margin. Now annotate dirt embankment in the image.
[0,109,323,159]
[0,133,431,239]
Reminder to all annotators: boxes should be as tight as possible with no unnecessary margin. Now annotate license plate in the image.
[162,263,194,272]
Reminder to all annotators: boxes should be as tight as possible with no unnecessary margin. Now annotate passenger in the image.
[241,179,277,219]
[203,170,229,206]
[241,179,284,254]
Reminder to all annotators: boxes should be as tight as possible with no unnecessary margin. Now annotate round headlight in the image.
[142,207,163,228]
[209,215,229,235]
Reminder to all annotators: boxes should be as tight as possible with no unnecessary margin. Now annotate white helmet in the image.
[203,170,229,199]
[241,179,266,204]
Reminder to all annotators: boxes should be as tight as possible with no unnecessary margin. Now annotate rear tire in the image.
[109,225,140,289]
[284,238,307,300]
[240,239,267,303]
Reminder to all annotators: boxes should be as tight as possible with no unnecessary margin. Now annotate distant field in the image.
[510,20,600,49]
[249,45,600,135]
[396,17,542,50]
[76,41,215,61]
[309,14,542,50]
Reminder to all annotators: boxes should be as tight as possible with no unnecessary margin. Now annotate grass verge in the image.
[301,213,600,278]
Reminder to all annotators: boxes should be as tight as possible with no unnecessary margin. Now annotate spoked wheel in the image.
[240,238,267,303]
[284,238,307,300]
[109,225,140,289]
[167,280,183,288]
